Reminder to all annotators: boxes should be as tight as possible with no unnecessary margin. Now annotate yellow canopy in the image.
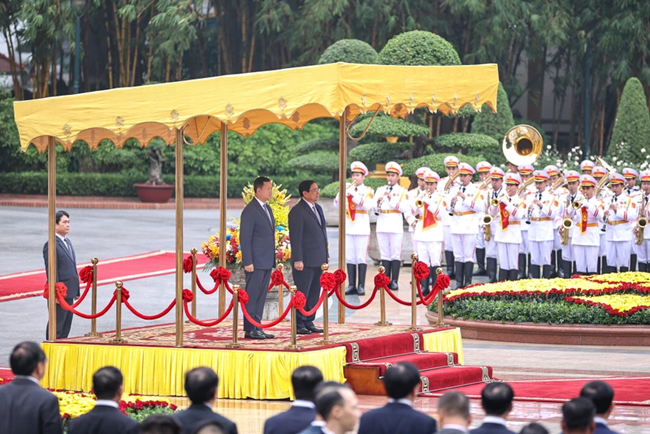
[14,62,498,152]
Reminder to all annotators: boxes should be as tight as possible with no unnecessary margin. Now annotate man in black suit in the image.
[44,210,80,339]
[264,366,324,434]
[580,381,618,434]
[173,367,238,434]
[0,341,62,434]
[289,180,329,335]
[562,398,596,434]
[437,391,472,434]
[298,384,359,434]
[470,382,516,434]
[68,366,139,434]
[140,415,182,434]
[240,177,277,340]
[357,362,437,434]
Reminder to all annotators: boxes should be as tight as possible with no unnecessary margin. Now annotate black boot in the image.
[498,268,508,282]
[487,258,498,283]
[639,262,648,272]
[357,264,367,296]
[518,254,527,280]
[464,262,474,287]
[550,251,558,278]
[557,250,564,278]
[445,251,456,279]
[389,260,401,290]
[455,261,465,289]
[602,258,614,274]
[428,267,438,295]
[543,264,552,279]
[508,269,519,281]
[381,260,392,283]
[421,269,431,297]
[345,263,357,295]
[620,266,629,273]
[530,265,541,279]
[562,257,572,279]
[597,257,602,274]
[474,248,487,276]
[630,254,638,272]
[573,261,577,276]
[527,254,533,278]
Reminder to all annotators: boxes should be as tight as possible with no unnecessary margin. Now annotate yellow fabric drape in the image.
[422,328,464,364]
[42,343,346,399]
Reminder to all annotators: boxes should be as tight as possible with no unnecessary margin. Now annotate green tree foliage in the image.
[471,82,515,143]
[348,114,431,139]
[608,77,650,163]
[320,177,388,198]
[402,153,484,178]
[286,151,340,173]
[348,142,412,168]
[433,133,499,154]
[318,39,379,64]
[379,30,461,66]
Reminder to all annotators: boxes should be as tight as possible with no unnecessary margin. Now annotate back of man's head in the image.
[562,398,596,434]
[140,415,182,434]
[93,366,123,400]
[314,383,349,421]
[437,391,470,425]
[481,382,514,417]
[185,367,219,404]
[520,422,549,434]
[10,341,46,376]
[292,365,324,402]
[580,381,614,416]
[195,422,225,434]
[383,362,421,400]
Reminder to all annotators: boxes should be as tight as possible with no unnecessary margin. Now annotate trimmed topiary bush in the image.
[294,138,338,154]
[348,142,412,168]
[432,133,499,154]
[348,114,431,139]
[319,39,379,65]
[379,30,461,66]
[471,82,515,143]
[608,77,650,163]
[287,151,340,173]
[320,177,388,198]
[402,153,484,178]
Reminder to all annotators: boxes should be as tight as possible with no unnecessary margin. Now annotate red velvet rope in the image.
[333,285,379,310]
[296,288,328,317]
[383,284,416,306]
[120,285,176,320]
[57,292,117,319]
[239,295,293,329]
[183,289,235,327]
[70,278,92,308]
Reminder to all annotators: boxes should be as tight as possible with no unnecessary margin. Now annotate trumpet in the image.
[572,200,583,210]
[560,218,573,245]
[636,217,648,245]
[491,192,507,207]
[482,215,493,242]
[415,193,430,208]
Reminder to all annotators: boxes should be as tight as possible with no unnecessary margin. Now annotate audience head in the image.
[580,381,615,417]
[10,341,47,379]
[253,177,272,202]
[481,382,514,417]
[383,362,421,401]
[140,415,182,434]
[185,367,219,404]
[92,366,124,401]
[55,210,70,236]
[292,365,324,402]
[195,421,224,434]
[519,422,550,434]
[314,383,360,434]
[562,398,596,434]
[437,391,471,428]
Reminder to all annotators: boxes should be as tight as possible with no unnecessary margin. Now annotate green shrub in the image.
[320,177,388,198]
[287,151,340,173]
[471,82,515,143]
[348,142,411,168]
[348,114,430,138]
[294,138,338,154]
[379,30,461,66]
[608,77,650,162]
[433,133,499,153]
[402,153,484,178]
[319,39,379,64]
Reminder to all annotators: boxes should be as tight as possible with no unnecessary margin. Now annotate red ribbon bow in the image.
[237,289,249,304]
[183,256,194,273]
[333,269,347,287]
[293,291,307,309]
[182,289,194,302]
[210,267,231,283]
[320,272,337,291]
[413,262,430,281]
[79,266,93,283]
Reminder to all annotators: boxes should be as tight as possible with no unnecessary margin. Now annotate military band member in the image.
[580,160,595,175]
[623,168,640,271]
[409,167,431,256]
[634,170,650,272]
[438,156,461,278]
[602,173,637,273]
[334,161,374,296]
[517,164,535,278]
[506,161,519,174]
[484,167,505,282]
[473,161,493,277]
[374,161,411,290]
[560,170,582,277]
[592,166,610,274]
[526,170,559,278]
[489,173,525,281]
[571,175,604,275]
[545,165,565,278]
[448,163,486,289]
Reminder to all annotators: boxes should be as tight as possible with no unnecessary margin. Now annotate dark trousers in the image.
[45,298,74,339]
[244,268,272,332]
[293,266,323,329]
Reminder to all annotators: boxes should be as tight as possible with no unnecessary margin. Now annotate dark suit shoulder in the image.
[358,403,436,434]
[470,423,516,434]
[264,406,315,434]
[69,406,138,434]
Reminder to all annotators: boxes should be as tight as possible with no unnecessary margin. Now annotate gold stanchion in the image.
[375,266,392,326]
[226,284,242,348]
[436,269,449,327]
[47,136,57,342]
[320,264,332,345]
[407,254,422,332]
[191,248,198,320]
[286,285,302,350]
[110,281,125,344]
[85,258,101,337]
[277,264,288,321]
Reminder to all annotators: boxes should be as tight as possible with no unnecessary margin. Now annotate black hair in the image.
[383,362,421,399]
[437,391,470,419]
[92,366,123,400]
[185,367,219,404]
[194,421,224,434]
[55,210,70,225]
[254,177,271,193]
[140,415,182,434]
[298,180,316,198]
[10,341,46,376]
[580,381,615,415]
[562,398,595,430]
[481,382,514,416]
[315,386,345,421]
[292,366,324,402]
[519,422,550,434]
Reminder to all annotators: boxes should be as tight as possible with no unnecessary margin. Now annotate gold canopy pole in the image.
[337,107,348,324]
[219,122,228,316]
[175,128,184,347]
[47,137,57,342]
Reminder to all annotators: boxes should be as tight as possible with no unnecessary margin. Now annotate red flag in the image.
[580,206,588,234]
[422,205,437,231]
[499,202,509,231]
[346,195,356,222]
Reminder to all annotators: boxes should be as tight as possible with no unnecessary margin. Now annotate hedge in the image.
[319,39,379,65]
[402,153,484,178]
[608,77,650,162]
[320,177,388,198]
[348,142,412,168]
[379,30,461,66]
[348,114,431,138]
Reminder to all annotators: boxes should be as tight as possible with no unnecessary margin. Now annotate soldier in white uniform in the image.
[602,173,638,273]
[571,175,604,275]
[517,164,535,278]
[473,161,492,277]
[408,167,430,256]
[489,173,526,281]
[334,161,375,296]
[526,170,559,278]
[623,168,640,271]
[580,160,595,175]
[593,165,610,274]
[374,161,411,290]
[411,170,445,296]
[545,165,565,277]
[559,170,582,277]
[438,156,460,278]
[484,167,504,282]
[447,163,486,288]
[634,170,650,272]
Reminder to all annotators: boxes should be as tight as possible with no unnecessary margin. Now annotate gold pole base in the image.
[375,321,393,326]
[319,339,333,345]
[285,344,303,350]
[437,322,450,327]
[226,343,242,349]
[110,338,126,344]
[84,332,102,337]
[405,326,422,332]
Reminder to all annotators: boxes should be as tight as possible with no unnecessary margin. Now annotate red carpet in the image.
[0,367,14,384]
[420,377,650,406]
[0,250,209,302]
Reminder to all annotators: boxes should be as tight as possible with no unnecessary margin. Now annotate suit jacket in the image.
[43,237,80,298]
[470,422,516,434]
[297,425,326,434]
[594,421,618,434]
[68,405,139,434]
[0,377,63,434]
[173,403,238,434]
[357,402,437,434]
[240,199,276,269]
[264,405,316,434]
[438,428,469,434]
[288,199,328,267]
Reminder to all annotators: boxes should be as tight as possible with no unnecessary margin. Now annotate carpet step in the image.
[349,351,459,376]
[418,366,494,394]
[343,331,428,363]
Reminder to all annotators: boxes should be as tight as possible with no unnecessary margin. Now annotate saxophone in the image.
[636,198,648,245]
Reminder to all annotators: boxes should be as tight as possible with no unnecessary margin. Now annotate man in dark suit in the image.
[0,341,62,434]
[357,362,437,434]
[264,366,324,434]
[240,177,277,339]
[580,381,618,434]
[437,391,472,434]
[140,415,182,434]
[44,210,80,339]
[68,366,139,434]
[470,383,516,434]
[298,384,359,434]
[173,367,238,434]
[289,180,329,335]
[562,398,596,434]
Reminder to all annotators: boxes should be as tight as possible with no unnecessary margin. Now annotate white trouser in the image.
[599,232,606,256]
[530,240,552,266]
[346,234,369,264]
[443,225,453,252]
[497,243,519,270]
[561,239,574,262]
[553,229,561,251]
[636,239,650,263]
[377,232,403,261]
[417,241,443,267]
[605,241,631,268]
[485,237,497,259]
[452,234,476,263]
[476,231,485,249]
[574,245,599,273]
[411,232,418,255]
[519,230,529,254]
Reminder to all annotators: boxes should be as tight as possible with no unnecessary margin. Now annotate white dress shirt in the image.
[95,400,119,409]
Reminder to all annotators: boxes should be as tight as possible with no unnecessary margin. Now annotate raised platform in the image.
[42,321,464,400]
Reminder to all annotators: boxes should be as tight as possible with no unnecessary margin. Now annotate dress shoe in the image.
[244,330,265,339]
[307,326,323,333]
[297,328,312,335]
[262,332,275,339]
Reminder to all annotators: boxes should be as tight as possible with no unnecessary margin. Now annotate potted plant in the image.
[134,139,174,203]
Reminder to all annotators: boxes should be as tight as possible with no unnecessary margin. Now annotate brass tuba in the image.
[503,124,544,166]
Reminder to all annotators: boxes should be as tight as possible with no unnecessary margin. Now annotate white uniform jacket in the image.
[447,183,486,235]
[489,195,525,244]
[437,176,460,227]
[527,190,560,242]
[374,184,410,234]
[603,193,637,242]
[408,187,428,232]
[333,184,375,236]
[412,192,445,242]
[571,197,605,247]
[562,191,584,239]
